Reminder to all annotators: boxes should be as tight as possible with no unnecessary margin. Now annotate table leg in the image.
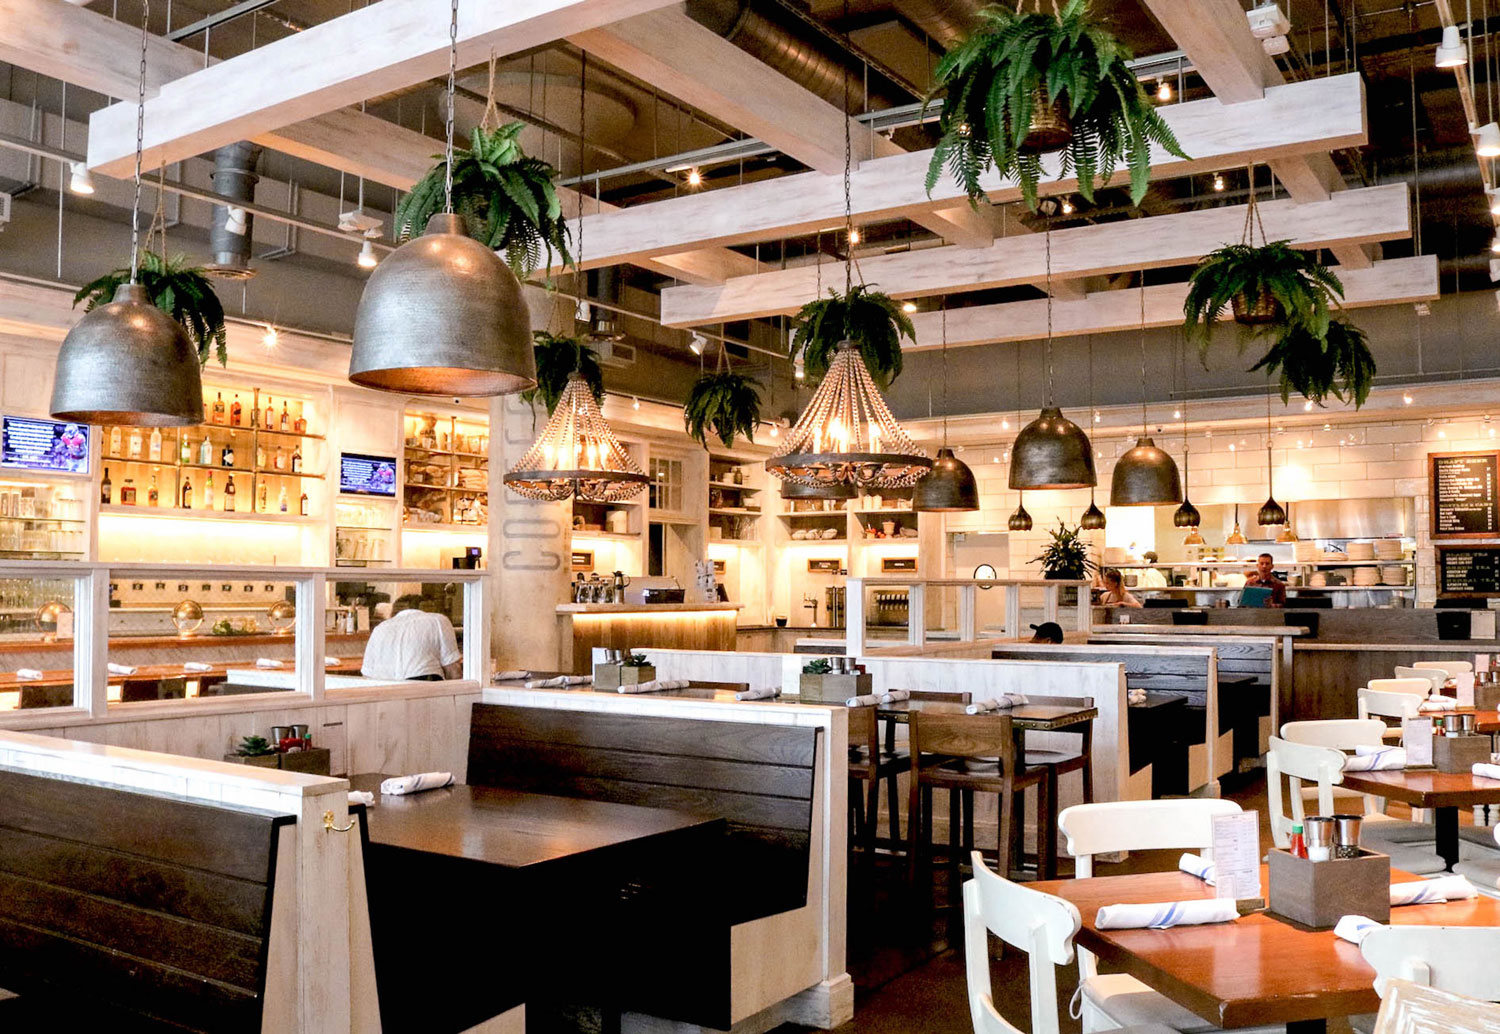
[1436,806,1460,871]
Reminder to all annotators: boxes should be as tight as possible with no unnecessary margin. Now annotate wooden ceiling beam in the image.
[658,183,1410,326]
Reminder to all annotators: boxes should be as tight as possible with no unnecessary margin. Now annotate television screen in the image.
[1,417,89,474]
[339,452,397,496]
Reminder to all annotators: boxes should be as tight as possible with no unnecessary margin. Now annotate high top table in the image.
[1338,767,1500,870]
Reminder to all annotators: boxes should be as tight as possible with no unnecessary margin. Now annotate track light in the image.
[686,168,703,187]
[224,206,248,236]
[1060,198,1075,215]
[689,332,706,355]
[1156,79,1172,102]
[901,301,917,313]
[1212,172,1225,191]
[357,239,378,269]
[1436,24,1467,68]
[1478,122,1500,157]
[847,227,861,245]
[262,325,279,349]
[67,162,94,195]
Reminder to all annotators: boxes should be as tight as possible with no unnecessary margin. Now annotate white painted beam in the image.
[902,255,1438,351]
[547,75,1366,273]
[86,0,682,176]
[658,183,1410,327]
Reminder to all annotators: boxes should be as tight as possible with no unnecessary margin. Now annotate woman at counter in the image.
[1098,568,1142,609]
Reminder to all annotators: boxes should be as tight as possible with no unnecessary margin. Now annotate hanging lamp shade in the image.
[51,283,203,426]
[1110,437,1182,506]
[1183,527,1205,545]
[1008,497,1033,531]
[1258,496,1287,527]
[503,374,648,502]
[780,480,856,501]
[767,340,930,490]
[914,447,978,512]
[349,213,535,397]
[1174,497,1201,528]
[1226,502,1249,546]
[1009,407,1095,490]
[1080,496,1107,530]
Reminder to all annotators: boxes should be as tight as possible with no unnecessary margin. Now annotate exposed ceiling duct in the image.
[586,266,625,342]
[892,0,987,49]
[206,140,262,280]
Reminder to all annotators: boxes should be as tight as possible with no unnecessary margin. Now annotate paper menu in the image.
[1210,812,1262,901]
[1457,671,1477,708]
[1403,717,1435,767]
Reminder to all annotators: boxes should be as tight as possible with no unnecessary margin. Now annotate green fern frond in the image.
[73,252,228,367]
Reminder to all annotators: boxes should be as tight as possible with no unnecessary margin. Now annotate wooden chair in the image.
[1056,799,1278,1034]
[1360,686,1428,747]
[907,711,1049,881]
[961,850,1176,1034]
[1372,980,1500,1034]
[846,703,906,852]
[1020,693,1095,805]
[881,688,971,844]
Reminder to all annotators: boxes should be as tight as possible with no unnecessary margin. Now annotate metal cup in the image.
[270,725,293,746]
[1331,814,1363,858]
[1303,816,1336,861]
[1456,713,1476,735]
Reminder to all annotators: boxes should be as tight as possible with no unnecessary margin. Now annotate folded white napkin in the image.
[524,675,592,688]
[1418,695,1457,711]
[494,669,531,682]
[1178,853,1217,886]
[1127,688,1148,705]
[965,693,1028,714]
[182,661,213,673]
[879,690,911,704]
[1345,746,1406,771]
[846,693,881,707]
[1473,762,1500,781]
[380,771,453,796]
[1095,898,1237,930]
[255,658,283,670]
[14,668,42,681]
[324,656,341,668]
[1390,875,1477,906]
[1334,914,1382,945]
[348,790,375,807]
[106,662,137,676]
[735,686,779,701]
[617,678,689,694]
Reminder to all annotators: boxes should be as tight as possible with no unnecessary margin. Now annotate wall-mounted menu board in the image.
[1437,546,1500,597]
[1431,451,1500,538]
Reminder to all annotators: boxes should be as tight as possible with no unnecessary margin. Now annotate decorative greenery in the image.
[1029,519,1096,580]
[75,252,228,367]
[621,652,652,668]
[394,121,571,277]
[925,0,1186,210]
[236,735,275,757]
[1182,240,1344,345]
[802,657,833,675]
[1252,318,1376,409]
[793,285,914,388]
[684,372,762,448]
[521,331,604,414]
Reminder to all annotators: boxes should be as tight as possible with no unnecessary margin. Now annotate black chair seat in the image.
[1025,748,1084,766]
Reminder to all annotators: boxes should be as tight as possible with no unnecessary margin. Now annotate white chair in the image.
[1411,660,1473,677]
[1393,667,1449,694]
[1371,980,1500,1034]
[1057,800,1279,1034]
[1278,720,1434,848]
[1453,824,1500,895]
[1361,927,1500,1023]
[962,851,1176,1034]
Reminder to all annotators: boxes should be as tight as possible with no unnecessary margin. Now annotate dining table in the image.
[1032,864,1500,1033]
[1338,767,1500,871]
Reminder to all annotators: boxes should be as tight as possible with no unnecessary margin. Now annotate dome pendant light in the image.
[1257,383,1286,527]
[914,305,978,512]
[1226,503,1249,546]
[1008,491,1033,532]
[1172,333,1201,531]
[51,0,202,427]
[1079,335,1106,529]
[1109,271,1182,506]
[347,0,534,398]
[1010,230,1096,490]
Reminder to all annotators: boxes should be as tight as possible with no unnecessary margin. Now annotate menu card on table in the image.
[1211,812,1262,901]
[1403,717,1435,767]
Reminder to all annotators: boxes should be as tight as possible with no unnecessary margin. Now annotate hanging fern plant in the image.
[793,284,914,388]
[1183,240,1344,345]
[684,371,762,449]
[1251,319,1376,409]
[74,252,228,367]
[925,0,1187,210]
[395,121,571,277]
[521,331,604,414]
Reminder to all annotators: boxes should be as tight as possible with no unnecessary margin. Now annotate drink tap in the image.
[803,592,819,627]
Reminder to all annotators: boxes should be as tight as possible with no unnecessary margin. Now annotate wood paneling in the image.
[560,610,738,673]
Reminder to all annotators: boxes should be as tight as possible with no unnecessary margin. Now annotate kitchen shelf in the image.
[334,559,394,567]
[401,522,486,533]
[779,510,847,519]
[709,538,763,547]
[569,531,641,543]
[0,549,84,558]
[1116,560,1413,569]
[0,516,86,524]
[98,505,320,525]
[708,480,759,492]
[708,507,762,517]
[404,483,487,493]
[404,445,488,460]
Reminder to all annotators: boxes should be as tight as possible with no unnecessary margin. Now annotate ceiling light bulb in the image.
[1436,24,1467,68]
[686,168,703,187]
[847,228,861,246]
[793,355,805,380]
[1173,409,1181,419]
[1403,392,1414,404]
[67,162,94,195]
[1490,232,1500,254]
[1478,122,1500,157]
[901,301,917,313]
[632,396,641,410]
[770,422,780,438]
[357,239,378,269]
[1157,79,1172,102]
[1212,173,1225,191]
[1490,193,1500,216]
[1093,411,1101,423]
[261,326,279,349]
[1229,443,1235,452]
[1061,199,1075,215]
[1002,418,1010,430]
[1304,399,1313,411]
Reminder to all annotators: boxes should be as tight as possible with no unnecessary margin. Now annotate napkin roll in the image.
[965,693,1028,714]
[324,656,341,668]
[1334,914,1382,945]
[617,678,689,694]
[1095,898,1238,930]
[182,661,213,673]
[494,669,531,682]
[106,662,137,676]
[380,772,453,796]
[1474,762,1500,781]
[1390,875,1477,906]
[846,693,881,708]
[348,791,375,807]
[524,675,593,688]
[1178,853,1217,886]
[254,658,284,670]
[1345,746,1406,772]
[880,690,911,703]
[14,669,42,681]
[735,686,779,701]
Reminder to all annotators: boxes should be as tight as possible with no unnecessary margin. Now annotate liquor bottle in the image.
[274,446,286,471]
[299,490,309,516]
[203,472,215,509]
[108,425,121,457]
[224,475,236,512]
[258,482,268,512]
[290,445,302,474]
[127,427,143,459]
[230,394,243,427]
[147,473,159,507]
[221,437,235,467]
[212,392,226,425]
[277,486,288,513]
[180,476,193,509]
[294,408,307,434]
[255,441,266,469]
[100,467,113,505]
[148,427,162,462]
[279,401,290,432]
[179,433,191,464]
[120,479,136,506]
[198,435,213,467]
[264,398,275,430]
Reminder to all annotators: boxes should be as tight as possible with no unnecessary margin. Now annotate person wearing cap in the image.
[1029,621,1064,644]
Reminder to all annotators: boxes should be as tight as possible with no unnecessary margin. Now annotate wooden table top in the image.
[877,699,1098,730]
[0,658,363,691]
[1339,768,1500,808]
[350,774,724,870]
[1031,866,1500,1029]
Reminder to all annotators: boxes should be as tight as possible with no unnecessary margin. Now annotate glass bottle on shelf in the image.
[147,473,159,507]
[212,392,226,425]
[274,446,286,471]
[230,394,243,427]
[290,445,302,474]
[258,482,268,512]
[148,427,162,461]
[203,471,215,509]
[280,401,290,432]
[263,397,275,430]
[100,467,112,505]
[198,434,213,467]
[127,427,143,459]
[294,407,307,435]
[180,476,193,509]
[221,435,235,467]
[109,425,121,457]
[299,490,308,516]
[120,479,136,505]
[179,433,191,464]
[277,486,288,513]
[255,440,266,468]
[225,475,236,512]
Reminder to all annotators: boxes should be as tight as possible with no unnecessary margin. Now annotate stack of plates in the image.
[1375,540,1405,561]
[1309,572,1328,587]
[1352,566,1381,586]
[1347,542,1377,562]
[1293,541,1320,563]
[1381,566,1408,586]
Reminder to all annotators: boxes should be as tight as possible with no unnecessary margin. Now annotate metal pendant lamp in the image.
[347,0,535,398]
[1010,231,1096,491]
[1079,336,1106,529]
[1173,335,1201,530]
[1226,503,1249,545]
[502,373,649,502]
[1109,272,1182,506]
[50,0,202,427]
[1008,492,1033,532]
[1257,383,1286,526]
[914,305,978,512]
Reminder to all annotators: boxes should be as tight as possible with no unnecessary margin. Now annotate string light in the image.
[847,227,861,245]
[1403,392,1414,404]
[1061,198,1075,215]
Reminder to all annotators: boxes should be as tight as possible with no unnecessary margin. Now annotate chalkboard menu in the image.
[1431,451,1500,538]
[1437,546,1500,597]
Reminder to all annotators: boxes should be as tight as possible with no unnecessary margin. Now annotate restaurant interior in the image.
[6,0,1500,1031]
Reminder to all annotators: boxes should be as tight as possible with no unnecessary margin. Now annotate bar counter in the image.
[555,602,740,672]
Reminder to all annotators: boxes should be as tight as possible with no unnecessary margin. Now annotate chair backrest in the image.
[1280,718,1388,750]
[910,712,1016,767]
[1371,978,1500,1034]
[1391,669,1445,693]
[1361,926,1500,1001]
[1057,799,1243,878]
[1266,735,1347,847]
[963,851,1081,1034]
[1360,687,1426,722]
[1412,660,1472,676]
[905,688,973,704]
[846,702,878,754]
[1025,693,1095,709]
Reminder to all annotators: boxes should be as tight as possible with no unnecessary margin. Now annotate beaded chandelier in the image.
[502,375,649,502]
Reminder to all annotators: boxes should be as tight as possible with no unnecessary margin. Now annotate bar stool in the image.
[1020,693,1095,806]
[845,703,906,852]
[907,710,1050,881]
[880,689,971,845]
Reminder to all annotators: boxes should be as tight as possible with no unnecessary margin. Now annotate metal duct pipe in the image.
[1374,150,1486,193]
[894,0,988,49]
[207,141,262,280]
[587,267,624,340]
[685,0,908,111]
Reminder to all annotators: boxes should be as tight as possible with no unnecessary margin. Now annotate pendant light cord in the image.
[842,0,853,298]
[1044,228,1054,406]
[129,0,150,284]
[1139,268,1148,436]
[940,302,949,447]
[444,0,458,214]
[577,50,587,268]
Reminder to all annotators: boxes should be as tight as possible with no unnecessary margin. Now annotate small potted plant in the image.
[798,656,871,702]
[226,735,279,768]
[684,370,762,448]
[597,651,655,690]
[521,331,604,415]
[1030,520,1096,605]
[75,252,229,367]
[1183,240,1344,338]
[793,284,913,388]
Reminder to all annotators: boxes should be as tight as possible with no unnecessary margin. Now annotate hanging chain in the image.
[842,0,853,298]
[1139,268,1148,435]
[1043,228,1054,406]
[940,302,949,446]
[129,0,150,283]
[443,0,458,214]
[577,51,587,268]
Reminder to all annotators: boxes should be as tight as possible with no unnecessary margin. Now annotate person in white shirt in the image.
[360,603,463,681]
